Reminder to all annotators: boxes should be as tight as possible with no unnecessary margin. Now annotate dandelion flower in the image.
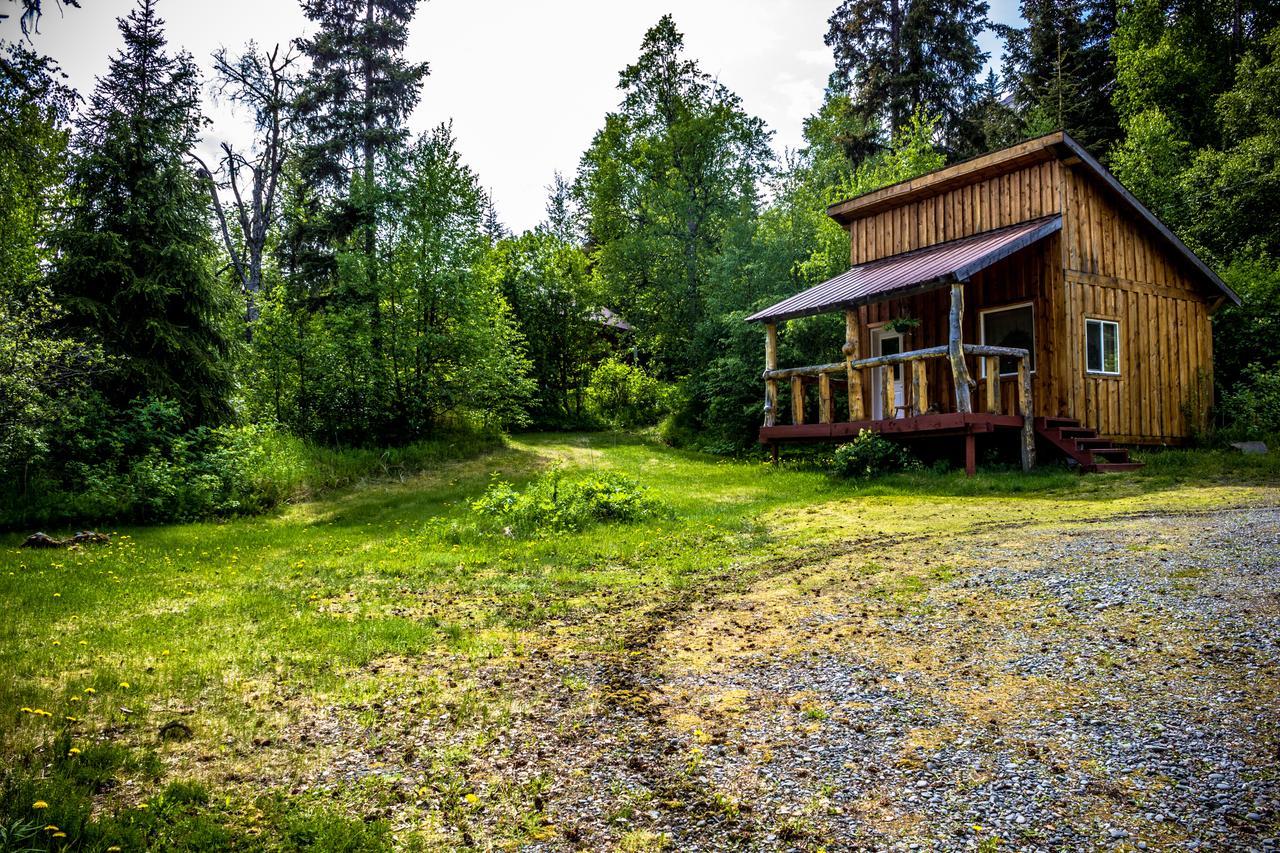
[52,831,66,838]
[464,793,480,805]
[53,592,61,598]
[44,824,58,831]
[52,640,61,646]
[83,687,95,694]
[32,800,48,809]
[68,747,80,755]
[118,681,130,689]
[78,640,87,646]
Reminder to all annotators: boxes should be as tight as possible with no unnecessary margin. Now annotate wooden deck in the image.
[759,411,1025,443]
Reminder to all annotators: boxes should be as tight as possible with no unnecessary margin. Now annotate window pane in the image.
[1103,321,1119,373]
[1086,321,1102,372]
[983,305,1035,374]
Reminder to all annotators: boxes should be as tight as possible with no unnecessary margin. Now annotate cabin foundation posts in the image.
[948,283,974,413]
[843,310,863,420]
[965,431,977,477]
[763,324,778,427]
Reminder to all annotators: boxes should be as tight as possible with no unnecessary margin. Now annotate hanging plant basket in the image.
[884,316,921,334]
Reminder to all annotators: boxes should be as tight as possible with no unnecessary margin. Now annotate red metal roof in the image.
[745,215,1063,324]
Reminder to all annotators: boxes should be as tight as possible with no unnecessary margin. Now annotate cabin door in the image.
[871,329,905,420]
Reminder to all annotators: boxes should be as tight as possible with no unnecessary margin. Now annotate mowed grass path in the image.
[1,434,1277,850]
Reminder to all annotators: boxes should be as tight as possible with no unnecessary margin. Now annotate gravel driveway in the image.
[538,507,1280,851]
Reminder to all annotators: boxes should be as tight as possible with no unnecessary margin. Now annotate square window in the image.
[1086,319,1121,375]
[980,303,1035,376]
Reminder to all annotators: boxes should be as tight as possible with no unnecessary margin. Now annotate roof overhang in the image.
[746,215,1062,324]
[823,131,1239,306]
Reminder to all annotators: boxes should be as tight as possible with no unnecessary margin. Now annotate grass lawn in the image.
[1,433,1277,850]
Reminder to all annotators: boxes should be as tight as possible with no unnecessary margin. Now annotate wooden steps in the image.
[1035,417,1144,473]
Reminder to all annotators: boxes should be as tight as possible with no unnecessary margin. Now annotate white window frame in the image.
[979,301,1036,378]
[1085,318,1122,376]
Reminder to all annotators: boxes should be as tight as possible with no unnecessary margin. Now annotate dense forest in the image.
[2,0,1278,525]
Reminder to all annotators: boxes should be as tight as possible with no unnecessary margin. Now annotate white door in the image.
[871,329,905,420]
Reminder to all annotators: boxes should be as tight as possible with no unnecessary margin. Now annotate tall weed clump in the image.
[471,469,670,536]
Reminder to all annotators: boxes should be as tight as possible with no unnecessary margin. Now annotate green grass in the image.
[1,432,1276,849]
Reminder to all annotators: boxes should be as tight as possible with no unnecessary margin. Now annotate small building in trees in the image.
[747,132,1238,473]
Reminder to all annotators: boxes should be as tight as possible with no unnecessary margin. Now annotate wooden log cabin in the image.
[747,132,1239,474]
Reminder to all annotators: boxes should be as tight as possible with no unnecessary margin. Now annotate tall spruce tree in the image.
[293,0,428,359]
[50,0,232,425]
[824,0,989,156]
[996,0,1120,153]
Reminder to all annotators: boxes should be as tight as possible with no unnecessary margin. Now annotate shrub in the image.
[1219,363,1280,441]
[584,358,673,428]
[0,399,503,528]
[829,430,922,479]
[471,469,670,535]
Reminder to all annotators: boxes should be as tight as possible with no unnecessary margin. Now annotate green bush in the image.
[0,398,503,528]
[829,430,922,479]
[583,358,672,428]
[1218,363,1280,442]
[471,469,670,535]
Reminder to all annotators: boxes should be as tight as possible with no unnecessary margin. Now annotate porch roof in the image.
[745,215,1062,324]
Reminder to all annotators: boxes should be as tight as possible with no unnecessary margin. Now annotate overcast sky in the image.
[9,0,1021,233]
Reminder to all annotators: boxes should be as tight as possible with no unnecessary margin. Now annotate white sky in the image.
[10,0,1022,233]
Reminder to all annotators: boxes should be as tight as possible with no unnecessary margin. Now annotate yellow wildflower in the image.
[52,831,66,838]
[83,687,95,694]
[68,747,80,755]
[118,681,130,689]
[32,800,48,809]
[52,592,60,598]
[464,793,480,805]
[43,824,58,831]
[52,640,61,646]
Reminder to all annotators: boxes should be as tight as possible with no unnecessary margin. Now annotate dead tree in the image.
[193,42,296,332]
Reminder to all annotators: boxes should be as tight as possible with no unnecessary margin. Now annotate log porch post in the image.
[984,356,1000,413]
[843,309,864,421]
[764,323,778,427]
[1018,355,1036,472]
[948,283,974,413]
[911,359,928,416]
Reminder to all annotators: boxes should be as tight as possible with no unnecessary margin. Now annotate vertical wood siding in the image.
[1060,167,1213,443]
[848,160,1063,265]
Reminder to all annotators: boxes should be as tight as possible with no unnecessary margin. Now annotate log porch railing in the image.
[760,284,1036,471]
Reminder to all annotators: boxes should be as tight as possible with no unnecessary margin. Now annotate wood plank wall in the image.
[848,160,1062,265]
[1060,167,1213,443]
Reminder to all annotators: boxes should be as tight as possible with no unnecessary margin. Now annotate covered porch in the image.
[747,217,1063,474]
